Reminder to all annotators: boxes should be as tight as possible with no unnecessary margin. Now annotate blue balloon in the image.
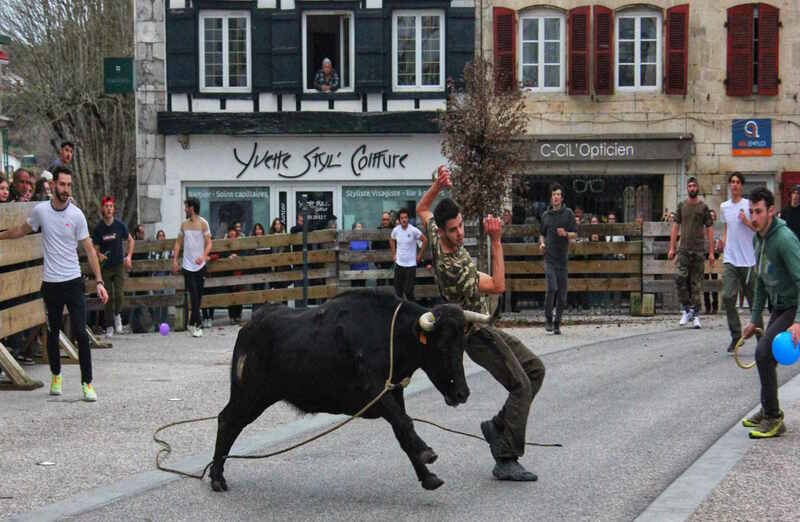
[772,331,800,365]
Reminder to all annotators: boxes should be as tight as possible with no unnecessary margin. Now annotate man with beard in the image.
[668,177,715,328]
[172,197,212,338]
[0,166,108,401]
[9,168,33,202]
[417,166,545,482]
[92,196,134,337]
[740,188,800,438]
[718,172,758,352]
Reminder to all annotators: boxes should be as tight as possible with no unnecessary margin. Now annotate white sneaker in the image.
[114,314,123,334]
[192,327,203,338]
[105,326,114,337]
[693,315,701,329]
[679,310,690,326]
[187,325,196,337]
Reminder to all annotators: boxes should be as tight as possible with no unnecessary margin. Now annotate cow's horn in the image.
[463,310,491,324]
[418,312,436,332]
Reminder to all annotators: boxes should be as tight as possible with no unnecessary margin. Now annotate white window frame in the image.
[301,10,356,94]
[517,9,566,92]
[392,9,446,92]
[198,10,252,93]
[615,9,662,92]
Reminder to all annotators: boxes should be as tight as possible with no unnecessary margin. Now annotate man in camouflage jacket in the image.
[416,166,545,482]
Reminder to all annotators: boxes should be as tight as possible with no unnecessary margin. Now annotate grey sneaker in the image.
[492,459,538,481]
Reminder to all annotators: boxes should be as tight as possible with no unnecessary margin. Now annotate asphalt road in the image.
[37,319,798,521]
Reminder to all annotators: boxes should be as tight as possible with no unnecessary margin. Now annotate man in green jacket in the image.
[741,187,800,438]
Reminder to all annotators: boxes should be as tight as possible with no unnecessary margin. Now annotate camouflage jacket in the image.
[425,220,490,315]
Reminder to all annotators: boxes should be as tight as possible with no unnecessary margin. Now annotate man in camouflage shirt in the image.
[417,166,545,482]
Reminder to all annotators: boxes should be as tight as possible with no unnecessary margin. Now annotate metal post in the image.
[299,196,310,308]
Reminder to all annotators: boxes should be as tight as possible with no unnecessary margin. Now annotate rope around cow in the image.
[153,303,561,481]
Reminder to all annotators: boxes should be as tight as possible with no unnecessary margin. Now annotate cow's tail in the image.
[230,328,251,388]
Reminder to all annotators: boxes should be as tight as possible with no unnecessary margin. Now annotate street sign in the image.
[104,57,134,94]
[732,119,771,157]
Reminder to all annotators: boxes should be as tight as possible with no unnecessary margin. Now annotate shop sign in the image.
[732,119,771,157]
[233,142,409,179]
[526,137,692,162]
[538,142,635,160]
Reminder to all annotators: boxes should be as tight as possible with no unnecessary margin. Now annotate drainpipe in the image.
[679,157,686,210]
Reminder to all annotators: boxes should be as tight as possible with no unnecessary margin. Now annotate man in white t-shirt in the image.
[390,208,426,301]
[0,166,108,401]
[718,172,760,353]
[172,197,212,338]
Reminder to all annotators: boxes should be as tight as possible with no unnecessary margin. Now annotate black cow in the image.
[210,290,488,492]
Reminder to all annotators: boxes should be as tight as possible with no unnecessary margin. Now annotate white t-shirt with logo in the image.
[27,200,90,282]
[720,198,756,267]
[391,224,423,267]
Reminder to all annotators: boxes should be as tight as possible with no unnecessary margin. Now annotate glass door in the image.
[290,186,339,232]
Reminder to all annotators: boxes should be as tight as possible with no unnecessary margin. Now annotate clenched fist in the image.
[483,214,503,242]
[436,165,452,189]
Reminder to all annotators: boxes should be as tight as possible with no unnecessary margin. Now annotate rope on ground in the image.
[412,417,562,447]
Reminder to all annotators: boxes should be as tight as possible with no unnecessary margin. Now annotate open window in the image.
[302,11,355,93]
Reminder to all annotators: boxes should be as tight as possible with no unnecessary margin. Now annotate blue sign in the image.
[732,119,771,156]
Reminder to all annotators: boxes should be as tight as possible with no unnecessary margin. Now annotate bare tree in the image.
[0,0,136,224]
[439,57,528,270]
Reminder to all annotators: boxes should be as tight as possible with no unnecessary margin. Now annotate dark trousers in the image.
[466,326,545,458]
[42,278,92,383]
[183,266,206,328]
[755,307,796,418]
[544,267,568,324]
[393,265,417,301]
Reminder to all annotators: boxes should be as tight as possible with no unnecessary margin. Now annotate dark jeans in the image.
[42,278,92,383]
[755,307,796,418]
[183,266,206,328]
[466,326,545,458]
[544,267,568,324]
[394,265,417,301]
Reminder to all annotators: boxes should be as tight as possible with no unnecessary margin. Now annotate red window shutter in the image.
[665,4,689,95]
[493,7,516,91]
[568,6,590,95]
[726,4,754,96]
[757,3,779,95]
[593,5,613,95]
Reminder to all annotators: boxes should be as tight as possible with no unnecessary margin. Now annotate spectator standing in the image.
[314,58,339,92]
[268,218,289,290]
[417,166,544,482]
[668,177,714,328]
[9,168,33,202]
[718,172,758,353]
[740,187,800,438]
[374,211,394,288]
[778,184,800,240]
[224,226,243,324]
[149,229,172,329]
[539,182,577,335]
[703,209,720,315]
[33,178,52,201]
[349,222,370,287]
[49,141,74,172]
[92,196,134,337]
[172,197,212,338]
[390,208,426,301]
[0,166,108,401]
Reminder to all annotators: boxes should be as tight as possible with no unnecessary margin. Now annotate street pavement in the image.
[2,312,799,520]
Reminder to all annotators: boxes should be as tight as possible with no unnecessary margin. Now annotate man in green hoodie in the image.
[740,187,800,438]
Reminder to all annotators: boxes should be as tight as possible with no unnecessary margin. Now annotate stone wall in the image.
[486,0,800,210]
[135,0,166,235]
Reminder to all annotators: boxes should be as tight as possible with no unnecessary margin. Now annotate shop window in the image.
[518,10,565,92]
[392,10,445,92]
[342,186,446,231]
[302,11,354,93]
[726,4,779,96]
[615,9,661,92]
[199,11,251,92]
[186,187,269,239]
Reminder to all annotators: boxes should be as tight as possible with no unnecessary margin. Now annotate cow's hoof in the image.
[211,478,228,492]
[419,448,438,464]
[421,474,444,490]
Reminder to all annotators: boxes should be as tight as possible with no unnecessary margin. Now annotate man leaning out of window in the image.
[314,58,339,92]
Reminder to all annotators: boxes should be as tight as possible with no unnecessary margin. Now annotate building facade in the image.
[485,0,800,221]
[0,33,10,177]
[136,0,475,237]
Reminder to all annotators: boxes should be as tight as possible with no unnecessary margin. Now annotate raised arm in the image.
[417,166,451,229]
[477,215,505,294]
